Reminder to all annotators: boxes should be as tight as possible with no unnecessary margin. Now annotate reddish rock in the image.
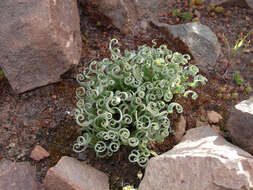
[227,98,253,154]
[0,159,42,190]
[207,110,223,123]
[44,156,109,190]
[30,145,50,161]
[0,0,81,93]
[80,0,173,33]
[139,126,253,190]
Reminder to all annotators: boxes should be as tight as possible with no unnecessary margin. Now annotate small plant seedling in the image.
[222,29,253,76]
[171,8,193,22]
[0,69,5,80]
[181,9,193,21]
[245,83,252,94]
[234,71,244,85]
[171,9,181,17]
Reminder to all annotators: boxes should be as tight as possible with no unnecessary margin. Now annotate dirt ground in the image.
[0,1,252,189]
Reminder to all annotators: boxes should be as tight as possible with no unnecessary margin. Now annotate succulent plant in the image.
[72,39,207,167]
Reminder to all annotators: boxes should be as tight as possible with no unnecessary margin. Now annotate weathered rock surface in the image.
[139,126,253,190]
[44,156,109,190]
[227,98,253,154]
[207,110,223,123]
[0,159,42,190]
[30,145,50,161]
[173,115,186,144]
[152,22,221,73]
[211,0,253,9]
[80,0,173,33]
[0,0,81,93]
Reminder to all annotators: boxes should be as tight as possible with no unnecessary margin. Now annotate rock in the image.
[151,22,221,73]
[80,0,173,33]
[207,110,223,123]
[30,145,50,161]
[0,159,42,190]
[211,125,222,135]
[246,0,253,9]
[44,156,109,190]
[0,0,81,93]
[227,98,253,154]
[210,0,252,9]
[139,126,253,190]
[173,115,186,144]
[196,119,209,127]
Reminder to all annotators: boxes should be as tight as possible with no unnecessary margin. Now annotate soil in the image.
[0,0,252,189]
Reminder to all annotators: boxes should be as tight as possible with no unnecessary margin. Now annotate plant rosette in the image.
[72,39,207,167]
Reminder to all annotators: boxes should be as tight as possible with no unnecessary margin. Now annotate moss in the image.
[195,0,204,6]
[192,18,199,22]
[245,83,252,94]
[207,3,215,12]
[231,92,238,99]
[234,71,244,86]
[215,6,224,14]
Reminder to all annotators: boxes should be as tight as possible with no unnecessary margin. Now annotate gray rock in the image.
[139,126,253,190]
[0,0,81,93]
[0,159,42,190]
[210,0,252,9]
[44,156,109,190]
[246,0,253,9]
[80,0,173,33]
[227,98,253,154]
[152,22,221,73]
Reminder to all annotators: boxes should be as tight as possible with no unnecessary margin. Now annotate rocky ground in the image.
[0,0,253,189]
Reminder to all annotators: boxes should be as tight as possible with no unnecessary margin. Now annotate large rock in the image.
[0,0,81,93]
[81,0,173,33]
[139,126,253,190]
[44,156,109,190]
[0,159,42,190]
[227,98,253,154]
[152,22,221,73]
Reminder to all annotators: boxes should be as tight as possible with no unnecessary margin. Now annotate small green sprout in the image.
[234,71,244,85]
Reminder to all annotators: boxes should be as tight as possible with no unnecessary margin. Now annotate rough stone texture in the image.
[0,0,81,93]
[246,0,253,9]
[173,115,186,144]
[80,0,173,33]
[44,156,109,190]
[227,98,253,155]
[30,145,50,161]
[0,159,42,190]
[210,0,252,9]
[139,126,253,190]
[152,22,221,73]
[207,110,223,123]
